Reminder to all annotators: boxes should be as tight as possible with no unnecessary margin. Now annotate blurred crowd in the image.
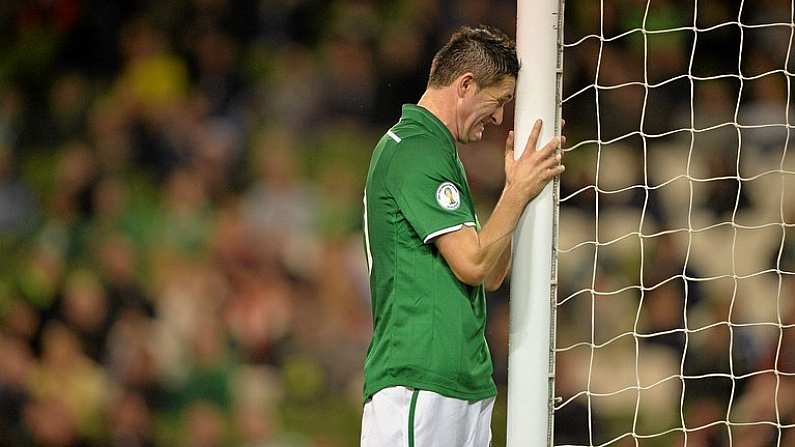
[0,0,521,446]
[0,0,793,446]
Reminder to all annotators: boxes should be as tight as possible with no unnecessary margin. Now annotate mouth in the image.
[468,121,487,142]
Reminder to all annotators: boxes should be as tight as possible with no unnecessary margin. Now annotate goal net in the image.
[554,1,795,446]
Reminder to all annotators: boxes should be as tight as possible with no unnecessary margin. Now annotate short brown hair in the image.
[427,25,520,89]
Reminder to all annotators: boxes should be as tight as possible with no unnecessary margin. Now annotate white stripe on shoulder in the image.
[386,130,402,143]
[423,222,476,244]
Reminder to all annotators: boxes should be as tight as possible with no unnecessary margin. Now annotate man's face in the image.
[457,76,516,144]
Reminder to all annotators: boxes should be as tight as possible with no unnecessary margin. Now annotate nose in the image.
[490,106,504,126]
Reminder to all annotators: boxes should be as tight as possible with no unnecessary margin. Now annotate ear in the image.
[455,73,477,99]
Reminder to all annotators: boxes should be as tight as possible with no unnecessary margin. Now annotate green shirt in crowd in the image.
[362,104,496,402]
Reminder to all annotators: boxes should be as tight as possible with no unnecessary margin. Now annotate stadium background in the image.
[0,0,792,446]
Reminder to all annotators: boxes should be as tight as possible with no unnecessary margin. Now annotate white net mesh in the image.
[555,1,795,446]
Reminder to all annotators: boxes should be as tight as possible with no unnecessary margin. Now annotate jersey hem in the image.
[364,379,497,403]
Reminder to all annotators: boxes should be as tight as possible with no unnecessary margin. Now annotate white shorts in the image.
[361,386,495,447]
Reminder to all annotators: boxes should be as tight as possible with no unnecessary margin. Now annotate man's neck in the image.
[417,89,458,141]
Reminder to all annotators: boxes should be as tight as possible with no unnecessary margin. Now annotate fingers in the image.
[505,130,515,157]
[537,138,565,179]
[538,151,561,169]
[539,166,565,183]
[536,154,563,179]
[540,135,565,155]
[524,135,563,164]
[546,164,566,179]
[521,119,566,161]
[521,119,543,158]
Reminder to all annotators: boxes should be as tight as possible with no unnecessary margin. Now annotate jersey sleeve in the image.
[387,137,476,244]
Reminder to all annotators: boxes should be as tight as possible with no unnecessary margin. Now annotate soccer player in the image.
[361,25,564,446]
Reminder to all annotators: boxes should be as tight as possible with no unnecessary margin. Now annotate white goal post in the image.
[507,0,564,446]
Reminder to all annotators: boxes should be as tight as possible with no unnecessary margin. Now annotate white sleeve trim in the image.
[423,222,476,244]
[386,130,401,143]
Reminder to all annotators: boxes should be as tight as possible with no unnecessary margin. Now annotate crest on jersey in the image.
[436,182,461,210]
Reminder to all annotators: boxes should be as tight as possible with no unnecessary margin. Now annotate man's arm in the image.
[434,188,523,287]
[484,237,511,291]
[434,120,564,287]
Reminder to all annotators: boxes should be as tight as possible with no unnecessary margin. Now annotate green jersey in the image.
[362,104,496,402]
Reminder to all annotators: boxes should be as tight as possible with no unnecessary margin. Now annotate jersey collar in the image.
[401,104,456,149]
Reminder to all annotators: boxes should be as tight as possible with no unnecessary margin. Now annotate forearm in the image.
[435,186,526,287]
[470,186,526,280]
[484,238,512,291]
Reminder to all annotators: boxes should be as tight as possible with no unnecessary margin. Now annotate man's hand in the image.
[503,119,565,206]
[434,119,566,288]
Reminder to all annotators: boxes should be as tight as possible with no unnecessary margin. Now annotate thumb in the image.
[504,130,515,161]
